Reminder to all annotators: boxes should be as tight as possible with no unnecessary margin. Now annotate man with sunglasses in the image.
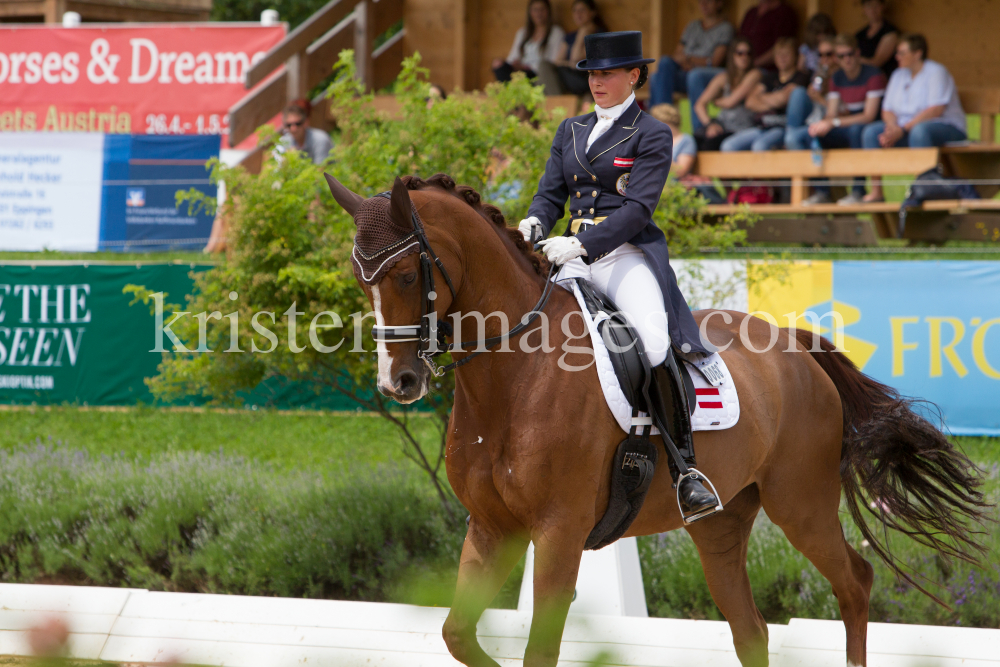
[788,34,885,205]
[279,100,333,165]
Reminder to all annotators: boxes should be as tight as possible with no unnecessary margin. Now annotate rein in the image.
[368,192,558,376]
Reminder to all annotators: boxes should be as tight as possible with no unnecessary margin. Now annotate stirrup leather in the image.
[676,468,724,524]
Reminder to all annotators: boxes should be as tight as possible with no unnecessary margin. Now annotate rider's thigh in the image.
[593,245,671,366]
[555,256,591,286]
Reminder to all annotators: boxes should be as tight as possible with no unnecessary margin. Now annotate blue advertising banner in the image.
[100,134,220,250]
[834,261,1000,435]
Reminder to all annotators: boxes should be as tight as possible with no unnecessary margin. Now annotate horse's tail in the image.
[794,328,991,601]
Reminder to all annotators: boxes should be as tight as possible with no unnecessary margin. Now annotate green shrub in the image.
[0,446,463,601]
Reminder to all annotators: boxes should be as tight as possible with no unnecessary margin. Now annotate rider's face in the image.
[588,68,638,108]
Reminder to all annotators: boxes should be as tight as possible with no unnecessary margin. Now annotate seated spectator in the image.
[694,38,761,151]
[798,13,836,73]
[862,33,966,202]
[650,104,727,203]
[648,0,734,120]
[856,0,898,78]
[539,0,608,96]
[279,100,332,165]
[492,0,565,83]
[801,35,838,122]
[721,37,809,152]
[787,35,886,205]
[739,0,798,69]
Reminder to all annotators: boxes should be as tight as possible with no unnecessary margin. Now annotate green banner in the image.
[0,263,205,405]
[0,262,367,410]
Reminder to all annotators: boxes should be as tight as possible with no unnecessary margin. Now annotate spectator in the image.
[798,13,836,73]
[862,34,966,202]
[492,0,565,83]
[721,37,809,152]
[788,34,886,205]
[856,0,899,78]
[694,37,761,151]
[650,103,727,203]
[426,84,447,108]
[279,100,332,165]
[648,0,734,127]
[803,35,838,118]
[540,0,608,95]
[739,0,798,69]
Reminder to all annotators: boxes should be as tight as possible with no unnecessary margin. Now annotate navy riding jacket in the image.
[526,98,713,358]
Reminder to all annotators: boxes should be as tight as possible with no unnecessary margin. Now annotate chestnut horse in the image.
[326,173,987,667]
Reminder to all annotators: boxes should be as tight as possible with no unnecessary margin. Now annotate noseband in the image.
[366,192,557,376]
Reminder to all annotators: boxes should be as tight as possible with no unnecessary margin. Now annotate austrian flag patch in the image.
[613,157,634,168]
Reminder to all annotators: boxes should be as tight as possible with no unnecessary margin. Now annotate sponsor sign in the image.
[0,24,285,145]
[0,133,104,251]
[749,260,1000,435]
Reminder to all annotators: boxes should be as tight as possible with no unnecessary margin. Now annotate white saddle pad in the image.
[568,280,740,434]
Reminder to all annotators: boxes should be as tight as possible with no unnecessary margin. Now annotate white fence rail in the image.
[0,583,997,666]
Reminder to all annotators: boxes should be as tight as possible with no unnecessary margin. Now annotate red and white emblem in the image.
[613,156,634,168]
[616,173,630,195]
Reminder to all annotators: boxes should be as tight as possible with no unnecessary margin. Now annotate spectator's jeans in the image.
[650,57,687,107]
[688,67,725,131]
[720,126,786,151]
[861,120,968,148]
[785,86,815,129]
[787,124,867,197]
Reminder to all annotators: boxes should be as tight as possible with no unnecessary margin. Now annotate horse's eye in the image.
[401,273,417,286]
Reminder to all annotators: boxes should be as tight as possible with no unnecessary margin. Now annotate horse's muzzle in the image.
[378,368,427,404]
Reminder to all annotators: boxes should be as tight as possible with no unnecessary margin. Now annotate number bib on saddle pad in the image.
[565,279,740,432]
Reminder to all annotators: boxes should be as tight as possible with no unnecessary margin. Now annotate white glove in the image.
[538,236,587,265]
[518,216,540,243]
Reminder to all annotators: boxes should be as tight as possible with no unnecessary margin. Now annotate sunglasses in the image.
[835,51,856,60]
[284,120,304,128]
[734,49,751,56]
[818,50,834,57]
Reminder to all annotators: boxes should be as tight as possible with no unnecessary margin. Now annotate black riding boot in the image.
[650,357,720,521]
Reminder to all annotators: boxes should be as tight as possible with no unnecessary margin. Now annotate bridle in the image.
[367,192,558,376]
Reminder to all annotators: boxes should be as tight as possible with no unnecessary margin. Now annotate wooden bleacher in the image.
[690,88,1000,246]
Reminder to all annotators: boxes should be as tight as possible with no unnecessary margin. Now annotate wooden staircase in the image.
[227,0,404,148]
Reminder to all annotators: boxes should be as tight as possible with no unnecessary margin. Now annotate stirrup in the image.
[676,468,724,525]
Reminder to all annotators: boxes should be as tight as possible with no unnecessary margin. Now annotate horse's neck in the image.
[450,232,546,338]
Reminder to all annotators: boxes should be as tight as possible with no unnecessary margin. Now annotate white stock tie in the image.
[586,92,635,152]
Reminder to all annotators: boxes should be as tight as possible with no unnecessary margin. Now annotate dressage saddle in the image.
[574,279,722,549]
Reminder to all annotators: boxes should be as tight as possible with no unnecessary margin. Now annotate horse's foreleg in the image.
[686,484,770,667]
[443,519,528,667]
[523,526,587,667]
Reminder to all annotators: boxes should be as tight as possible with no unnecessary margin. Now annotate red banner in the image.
[0,24,285,146]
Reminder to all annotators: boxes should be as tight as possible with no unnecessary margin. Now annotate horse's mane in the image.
[401,173,551,278]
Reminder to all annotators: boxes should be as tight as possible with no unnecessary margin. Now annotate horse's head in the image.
[325,174,443,404]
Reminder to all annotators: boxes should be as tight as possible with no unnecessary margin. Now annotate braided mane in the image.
[401,173,551,278]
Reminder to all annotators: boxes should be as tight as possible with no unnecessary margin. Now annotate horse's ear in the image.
[323,172,363,218]
[389,176,414,230]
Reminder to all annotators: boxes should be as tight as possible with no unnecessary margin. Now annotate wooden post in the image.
[790,175,804,206]
[285,53,308,103]
[43,0,66,23]
[454,0,480,91]
[354,0,375,90]
[983,114,996,144]
[648,0,675,65]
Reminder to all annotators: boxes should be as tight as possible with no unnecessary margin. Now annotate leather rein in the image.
[368,192,558,376]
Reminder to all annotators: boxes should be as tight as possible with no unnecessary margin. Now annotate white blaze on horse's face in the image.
[371,281,429,404]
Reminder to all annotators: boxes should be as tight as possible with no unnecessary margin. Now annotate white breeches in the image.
[556,243,671,367]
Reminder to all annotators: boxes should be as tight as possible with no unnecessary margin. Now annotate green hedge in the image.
[2,445,997,627]
[0,446,463,600]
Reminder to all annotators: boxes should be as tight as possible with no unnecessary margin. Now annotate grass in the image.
[0,406,440,477]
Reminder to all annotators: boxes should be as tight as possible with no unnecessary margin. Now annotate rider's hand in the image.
[538,236,586,265]
[518,216,540,243]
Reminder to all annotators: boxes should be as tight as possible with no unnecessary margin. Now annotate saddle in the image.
[573,279,698,550]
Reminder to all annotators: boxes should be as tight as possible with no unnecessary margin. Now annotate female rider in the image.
[518,31,720,519]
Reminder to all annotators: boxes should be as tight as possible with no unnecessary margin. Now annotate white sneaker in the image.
[802,192,831,205]
[837,192,865,205]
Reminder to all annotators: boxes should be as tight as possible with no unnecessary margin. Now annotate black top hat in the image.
[576,31,655,71]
